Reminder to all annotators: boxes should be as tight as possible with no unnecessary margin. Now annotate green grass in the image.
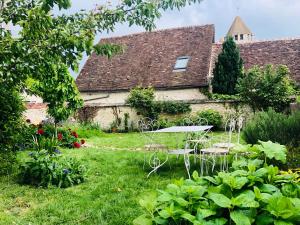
[0,132,239,225]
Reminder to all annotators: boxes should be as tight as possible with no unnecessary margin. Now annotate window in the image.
[240,34,244,40]
[174,56,190,71]
[234,35,238,40]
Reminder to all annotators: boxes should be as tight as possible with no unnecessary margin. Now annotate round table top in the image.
[213,143,235,149]
[201,147,229,154]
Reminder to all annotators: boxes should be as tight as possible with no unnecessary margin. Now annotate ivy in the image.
[126,86,191,119]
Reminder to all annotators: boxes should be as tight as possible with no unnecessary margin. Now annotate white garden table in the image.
[146,125,213,178]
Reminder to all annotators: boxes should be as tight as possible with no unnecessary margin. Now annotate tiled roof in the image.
[76,25,215,92]
[211,38,300,83]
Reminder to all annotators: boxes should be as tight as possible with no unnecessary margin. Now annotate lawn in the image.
[0,132,237,225]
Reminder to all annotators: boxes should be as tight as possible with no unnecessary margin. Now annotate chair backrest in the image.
[138,117,166,148]
[236,116,244,144]
[195,117,208,126]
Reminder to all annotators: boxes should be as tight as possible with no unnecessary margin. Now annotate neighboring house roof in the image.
[76,25,215,92]
[227,16,252,36]
[211,38,300,83]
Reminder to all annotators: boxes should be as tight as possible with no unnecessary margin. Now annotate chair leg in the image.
[184,154,191,179]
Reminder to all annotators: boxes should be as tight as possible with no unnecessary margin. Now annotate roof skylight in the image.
[174,56,190,71]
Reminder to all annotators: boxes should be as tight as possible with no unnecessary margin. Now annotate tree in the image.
[237,64,296,112]
[0,0,202,120]
[212,36,244,95]
[0,0,203,172]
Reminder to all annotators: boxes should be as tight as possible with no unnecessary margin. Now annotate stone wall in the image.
[24,103,48,124]
[81,88,207,105]
[85,100,250,130]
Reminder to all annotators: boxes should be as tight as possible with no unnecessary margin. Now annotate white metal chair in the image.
[199,118,235,176]
[137,118,168,177]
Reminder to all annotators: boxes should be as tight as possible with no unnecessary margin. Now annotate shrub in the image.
[126,86,191,120]
[237,65,296,112]
[19,150,86,188]
[158,101,191,115]
[243,109,300,148]
[21,123,85,149]
[196,109,223,130]
[126,86,159,119]
[0,85,25,174]
[134,141,300,225]
[212,36,244,95]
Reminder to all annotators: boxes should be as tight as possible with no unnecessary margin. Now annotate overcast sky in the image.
[56,0,300,77]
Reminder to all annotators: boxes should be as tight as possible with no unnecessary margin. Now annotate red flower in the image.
[80,139,85,145]
[73,142,81,148]
[37,129,44,135]
[71,131,78,138]
[57,133,63,141]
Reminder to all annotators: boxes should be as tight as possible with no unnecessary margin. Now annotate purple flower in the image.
[63,169,70,174]
[54,149,61,154]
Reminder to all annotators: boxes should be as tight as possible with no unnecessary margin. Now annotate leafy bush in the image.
[243,109,300,148]
[196,109,223,130]
[0,85,25,174]
[134,141,300,225]
[126,86,158,119]
[158,101,191,115]
[237,65,296,112]
[126,87,191,119]
[19,150,86,188]
[21,123,85,149]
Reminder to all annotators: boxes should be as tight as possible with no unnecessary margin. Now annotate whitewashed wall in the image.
[81,88,207,106]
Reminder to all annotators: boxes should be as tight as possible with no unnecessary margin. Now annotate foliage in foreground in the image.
[0,85,25,174]
[243,109,300,148]
[212,36,244,95]
[134,141,300,225]
[19,150,86,188]
[237,65,296,112]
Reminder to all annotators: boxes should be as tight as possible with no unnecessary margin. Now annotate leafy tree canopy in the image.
[212,36,244,95]
[237,64,296,112]
[0,0,202,123]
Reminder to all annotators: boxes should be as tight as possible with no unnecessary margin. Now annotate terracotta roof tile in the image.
[211,38,300,83]
[76,25,215,91]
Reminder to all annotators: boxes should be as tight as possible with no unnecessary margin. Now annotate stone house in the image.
[76,16,300,129]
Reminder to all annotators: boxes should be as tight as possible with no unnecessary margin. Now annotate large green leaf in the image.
[202,218,227,225]
[259,184,280,194]
[256,141,287,163]
[230,210,251,225]
[207,192,231,208]
[266,195,295,219]
[221,173,248,190]
[232,190,259,208]
[133,215,153,225]
[196,208,216,219]
[139,192,157,212]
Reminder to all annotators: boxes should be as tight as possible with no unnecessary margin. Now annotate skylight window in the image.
[174,56,190,71]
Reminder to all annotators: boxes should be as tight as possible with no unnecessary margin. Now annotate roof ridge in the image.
[100,24,215,41]
[238,37,300,44]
